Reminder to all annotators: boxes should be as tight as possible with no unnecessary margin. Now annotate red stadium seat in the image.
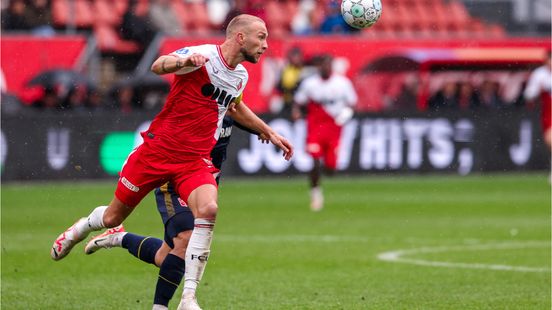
[52,0,94,29]
[94,0,122,26]
[94,24,141,54]
[265,0,289,36]
[447,0,472,30]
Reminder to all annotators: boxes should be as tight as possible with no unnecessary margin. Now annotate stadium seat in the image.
[94,0,122,26]
[171,0,193,32]
[486,23,506,38]
[265,0,289,36]
[187,2,212,34]
[94,24,141,54]
[52,0,94,29]
[446,0,472,31]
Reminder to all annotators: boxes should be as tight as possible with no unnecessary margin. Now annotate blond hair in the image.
[226,14,266,38]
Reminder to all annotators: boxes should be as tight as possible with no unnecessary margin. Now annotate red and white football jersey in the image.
[294,73,357,125]
[524,65,551,101]
[525,65,552,131]
[144,44,248,159]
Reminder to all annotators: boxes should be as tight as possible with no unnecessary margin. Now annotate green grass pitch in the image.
[2,174,550,309]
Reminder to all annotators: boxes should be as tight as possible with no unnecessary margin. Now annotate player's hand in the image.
[258,133,269,144]
[228,101,237,112]
[187,53,209,67]
[291,106,302,121]
[269,133,294,161]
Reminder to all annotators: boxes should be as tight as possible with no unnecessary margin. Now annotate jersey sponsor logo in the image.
[177,197,187,207]
[201,83,235,107]
[120,177,140,192]
[219,126,232,138]
[202,158,214,168]
[174,48,190,56]
[210,62,220,74]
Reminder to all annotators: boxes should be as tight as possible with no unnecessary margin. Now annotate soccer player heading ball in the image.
[51,14,293,310]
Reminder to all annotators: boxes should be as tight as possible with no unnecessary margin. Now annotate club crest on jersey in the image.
[236,80,243,90]
[201,83,235,107]
[174,48,190,55]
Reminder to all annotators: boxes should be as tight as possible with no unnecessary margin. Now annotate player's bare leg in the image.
[177,184,218,310]
[51,197,133,260]
[544,129,552,152]
[544,129,552,182]
[310,159,324,211]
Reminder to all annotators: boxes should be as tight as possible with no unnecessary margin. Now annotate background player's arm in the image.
[227,102,293,159]
[291,79,310,120]
[151,54,209,75]
[524,70,542,102]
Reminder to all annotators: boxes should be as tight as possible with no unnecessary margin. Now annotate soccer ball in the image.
[341,0,383,29]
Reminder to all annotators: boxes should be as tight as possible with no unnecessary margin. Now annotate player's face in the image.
[319,58,333,79]
[240,21,268,64]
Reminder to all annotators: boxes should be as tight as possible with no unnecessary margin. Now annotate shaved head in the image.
[226,14,266,38]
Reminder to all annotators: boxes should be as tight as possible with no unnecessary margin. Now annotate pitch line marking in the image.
[377,241,550,273]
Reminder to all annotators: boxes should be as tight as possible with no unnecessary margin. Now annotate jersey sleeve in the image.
[294,79,311,105]
[233,66,248,104]
[524,69,543,101]
[168,46,203,75]
[343,78,358,107]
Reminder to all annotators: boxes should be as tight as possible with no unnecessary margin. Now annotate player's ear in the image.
[236,32,245,45]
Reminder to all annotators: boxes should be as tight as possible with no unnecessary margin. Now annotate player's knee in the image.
[197,201,218,219]
[171,231,192,257]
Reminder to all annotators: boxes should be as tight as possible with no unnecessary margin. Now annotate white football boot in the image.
[51,218,89,261]
[177,295,202,310]
[310,187,324,212]
[84,224,126,254]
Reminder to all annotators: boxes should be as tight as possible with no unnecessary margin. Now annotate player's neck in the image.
[219,42,241,68]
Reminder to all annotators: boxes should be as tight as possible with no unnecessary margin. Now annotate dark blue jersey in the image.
[210,116,233,170]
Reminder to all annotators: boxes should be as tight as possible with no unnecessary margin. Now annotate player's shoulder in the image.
[301,74,321,86]
[331,74,352,83]
[535,66,551,77]
[234,64,249,78]
[172,44,217,57]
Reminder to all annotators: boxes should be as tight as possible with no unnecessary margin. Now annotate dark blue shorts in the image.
[154,183,194,248]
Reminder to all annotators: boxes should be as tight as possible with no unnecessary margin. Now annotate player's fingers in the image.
[283,149,293,161]
[276,141,290,154]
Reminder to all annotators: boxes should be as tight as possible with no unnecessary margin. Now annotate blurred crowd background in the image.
[1,0,550,115]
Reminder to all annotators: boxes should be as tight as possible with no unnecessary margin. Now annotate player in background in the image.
[51,14,293,310]
[84,116,265,310]
[524,50,552,154]
[292,54,357,211]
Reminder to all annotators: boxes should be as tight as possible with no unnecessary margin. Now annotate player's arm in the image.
[151,54,209,75]
[291,80,309,120]
[233,121,259,135]
[524,70,541,101]
[233,121,270,144]
[227,102,293,160]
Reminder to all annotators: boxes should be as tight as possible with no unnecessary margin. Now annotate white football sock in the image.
[75,206,107,234]
[183,218,215,297]
[310,187,324,211]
